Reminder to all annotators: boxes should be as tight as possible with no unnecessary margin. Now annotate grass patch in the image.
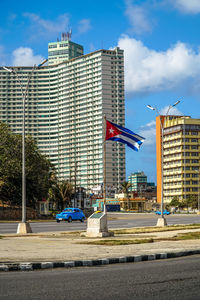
[112,224,200,235]
[1,231,82,238]
[170,231,200,241]
[77,231,200,246]
[77,238,154,246]
[60,231,81,235]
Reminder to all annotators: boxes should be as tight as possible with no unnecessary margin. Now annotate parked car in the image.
[56,208,86,223]
[155,210,171,215]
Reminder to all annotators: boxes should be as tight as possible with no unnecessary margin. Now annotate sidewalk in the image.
[1,227,200,271]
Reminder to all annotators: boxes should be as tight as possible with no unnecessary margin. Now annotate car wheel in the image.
[68,216,72,223]
[80,217,84,223]
[56,220,60,223]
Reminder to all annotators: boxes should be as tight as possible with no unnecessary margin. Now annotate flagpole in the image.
[103,115,106,213]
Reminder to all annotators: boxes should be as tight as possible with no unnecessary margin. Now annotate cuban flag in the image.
[106,120,145,151]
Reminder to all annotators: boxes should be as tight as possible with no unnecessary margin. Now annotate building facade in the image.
[128,172,147,192]
[0,40,125,193]
[48,36,84,65]
[156,115,200,204]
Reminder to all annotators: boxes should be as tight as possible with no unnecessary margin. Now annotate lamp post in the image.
[195,169,200,214]
[198,173,200,214]
[3,59,47,234]
[147,100,181,226]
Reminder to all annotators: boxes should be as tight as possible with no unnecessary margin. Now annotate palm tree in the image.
[56,180,73,210]
[121,181,131,210]
[48,176,73,210]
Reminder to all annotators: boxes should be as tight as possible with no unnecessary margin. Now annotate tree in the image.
[121,181,131,210]
[169,196,180,208]
[175,196,198,212]
[186,195,198,211]
[0,122,52,208]
[47,171,58,209]
[49,179,73,210]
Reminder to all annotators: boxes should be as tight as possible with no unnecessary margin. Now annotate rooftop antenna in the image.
[61,32,68,41]
[67,29,72,41]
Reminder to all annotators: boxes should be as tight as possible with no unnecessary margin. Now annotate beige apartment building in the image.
[156,115,200,204]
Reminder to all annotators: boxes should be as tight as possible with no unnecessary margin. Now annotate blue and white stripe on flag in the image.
[106,120,145,151]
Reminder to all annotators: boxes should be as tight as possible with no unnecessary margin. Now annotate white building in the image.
[0,38,125,192]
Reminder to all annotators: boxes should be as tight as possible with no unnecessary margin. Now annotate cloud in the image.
[139,120,156,145]
[117,35,200,94]
[172,0,200,14]
[125,0,152,34]
[12,47,44,66]
[23,13,69,37]
[77,19,91,34]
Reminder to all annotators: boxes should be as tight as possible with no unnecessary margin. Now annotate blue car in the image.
[155,210,171,215]
[56,208,86,223]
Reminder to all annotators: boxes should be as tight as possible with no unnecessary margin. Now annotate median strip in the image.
[1,249,200,272]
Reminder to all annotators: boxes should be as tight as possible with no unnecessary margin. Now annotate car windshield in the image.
[63,209,72,212]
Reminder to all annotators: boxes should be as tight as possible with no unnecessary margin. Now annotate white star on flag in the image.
[109,127,114,134]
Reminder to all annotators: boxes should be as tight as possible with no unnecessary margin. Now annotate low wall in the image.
[0,207,37,220]
[0,207,94,220]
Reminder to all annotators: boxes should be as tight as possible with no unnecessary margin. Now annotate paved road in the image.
[1,213,200,234]
[1,255,200,299]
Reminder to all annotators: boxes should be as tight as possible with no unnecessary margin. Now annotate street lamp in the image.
[146,100,181,226]
[3,59,47,234]
[198,173,200,215]
[195,170,200,214]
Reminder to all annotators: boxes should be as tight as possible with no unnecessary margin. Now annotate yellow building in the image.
[156,115,200,204]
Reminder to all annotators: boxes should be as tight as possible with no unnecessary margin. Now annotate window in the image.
[183,174,190,178]
[48,44,57,49]
[192,173,198,178]
[191,152,198,156]
[183,166,190,170]
[192,166,199,170]
[184,160,190,163]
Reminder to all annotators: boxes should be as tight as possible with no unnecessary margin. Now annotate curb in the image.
[1,249,200,272]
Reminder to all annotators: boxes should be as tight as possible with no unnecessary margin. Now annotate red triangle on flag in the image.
[106,120,121,140]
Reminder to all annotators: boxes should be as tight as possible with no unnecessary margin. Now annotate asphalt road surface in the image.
[1,213,200,234]
[1,255,200,299]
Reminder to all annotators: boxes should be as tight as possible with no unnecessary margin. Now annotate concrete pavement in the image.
[1,227,200,271]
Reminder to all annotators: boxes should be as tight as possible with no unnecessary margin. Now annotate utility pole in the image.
[74,161,77,207]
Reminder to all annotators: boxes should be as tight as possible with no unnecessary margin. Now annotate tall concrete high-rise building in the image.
[0,37,125,193]
[48,32,84,65]
[156,115,200,204]
[128,172,147,192]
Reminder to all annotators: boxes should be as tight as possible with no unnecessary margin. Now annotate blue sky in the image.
[1,0,200,184]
